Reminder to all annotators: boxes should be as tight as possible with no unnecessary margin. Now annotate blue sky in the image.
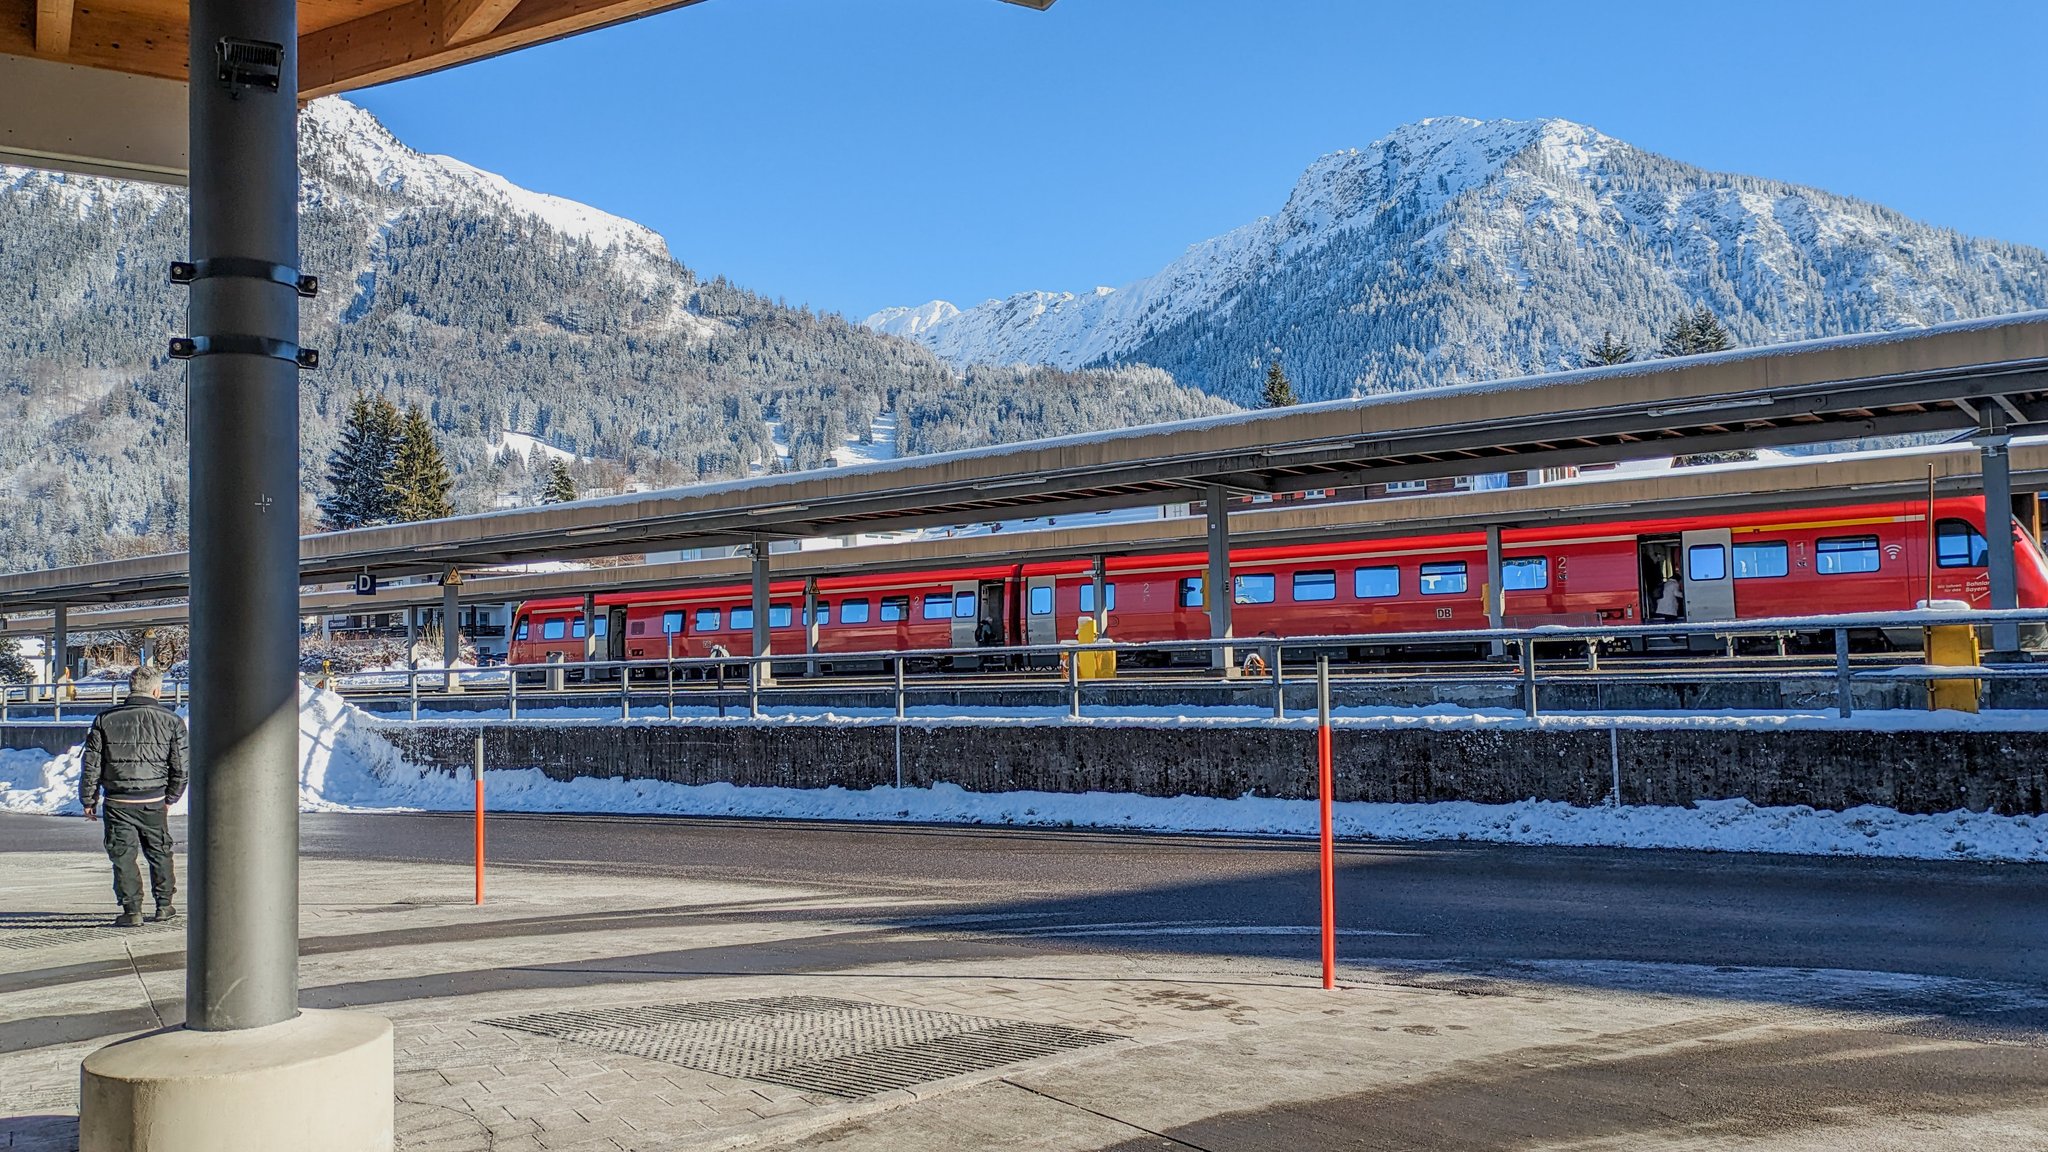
[353,0,2048,321]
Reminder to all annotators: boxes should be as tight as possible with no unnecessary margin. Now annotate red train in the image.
[510,496,2048,670]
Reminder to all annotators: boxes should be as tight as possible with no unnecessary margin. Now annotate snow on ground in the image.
[490,429,578,464]
[6,689,2048,862]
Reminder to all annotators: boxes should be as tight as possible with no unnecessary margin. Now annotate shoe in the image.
[113,909,142,928]
[151,903,177,923]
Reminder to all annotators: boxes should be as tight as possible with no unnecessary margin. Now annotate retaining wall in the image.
[381,720,2048,817]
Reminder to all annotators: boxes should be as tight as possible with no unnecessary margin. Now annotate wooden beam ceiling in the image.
[3,0,1056,97]
[33,0,71,54]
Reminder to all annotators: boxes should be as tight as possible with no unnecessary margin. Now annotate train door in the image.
[976,580,1006,646]
[949,581,978,649]
[605,606,627,677]
[1680,528,1735,625]
[1024,575,1057,665]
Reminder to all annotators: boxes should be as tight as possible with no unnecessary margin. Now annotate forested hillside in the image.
[0,100,1229,572]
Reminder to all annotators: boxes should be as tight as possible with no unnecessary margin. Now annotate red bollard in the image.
[473,732,485,906]
[1317,657,1335,990]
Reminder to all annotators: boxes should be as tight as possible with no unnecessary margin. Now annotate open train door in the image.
[605,605,628,679]
[1680,528,1734,650]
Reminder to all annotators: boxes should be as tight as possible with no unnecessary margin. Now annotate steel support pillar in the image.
[1485,525,1505,660]
[1090,555,1108,635]
[1980,416,2020,655]
[183,0,302,1032]
[803,578,819,678]
[441,569,462,693]
[52,604,68,681]
[752,537,772,684]
[1206,486,1234,675]
[580,592,596,665]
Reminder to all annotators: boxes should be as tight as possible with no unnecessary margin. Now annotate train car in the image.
[509,495,2048,671]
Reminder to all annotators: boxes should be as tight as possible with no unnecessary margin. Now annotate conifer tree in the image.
[0,634,31,686]
[541,459,577,504]
[1582,330,1634,366]
[1262,360,1299,408]
[387,406,454,522]
[320,393,403,529]
[1659,305,1733,358]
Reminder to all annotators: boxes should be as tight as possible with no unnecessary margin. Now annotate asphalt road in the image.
[16,810,2042,989]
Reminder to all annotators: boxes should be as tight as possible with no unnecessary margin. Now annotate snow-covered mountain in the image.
[0,99,1226,571]
[868,117,2048,404]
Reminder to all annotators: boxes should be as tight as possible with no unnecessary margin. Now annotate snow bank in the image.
[0,685,415,816]
[6,688,2048,862]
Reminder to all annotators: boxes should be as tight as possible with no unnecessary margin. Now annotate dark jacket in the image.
[81,698,188,805]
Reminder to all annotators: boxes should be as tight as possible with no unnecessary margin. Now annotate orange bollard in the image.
[1318,723,1335,989]
[473,732,485,906]
[1316,656,1336,990]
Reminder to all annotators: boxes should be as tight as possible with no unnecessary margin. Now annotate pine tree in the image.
[386,406,454,522]
[1582,330,1634,367]
[1659,305,1733,358]
[1262,360,1299,408]
[540,459,577,504]
[319,393,402,529]
[0,634,31,686]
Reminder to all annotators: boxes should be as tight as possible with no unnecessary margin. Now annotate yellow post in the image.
[1075,618,1117,680]
[1924,623,1981,713]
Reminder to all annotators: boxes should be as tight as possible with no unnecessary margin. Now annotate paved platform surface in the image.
[4,812,2048,1150]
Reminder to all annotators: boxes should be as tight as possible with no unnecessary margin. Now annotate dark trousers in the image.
[102,802,175,910]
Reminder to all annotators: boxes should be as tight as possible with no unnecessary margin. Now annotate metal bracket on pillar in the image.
[168,335,320,370]
[172,257,319,297]
[215,37,285,91]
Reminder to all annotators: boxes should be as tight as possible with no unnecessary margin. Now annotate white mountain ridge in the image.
[867,116,2048,402]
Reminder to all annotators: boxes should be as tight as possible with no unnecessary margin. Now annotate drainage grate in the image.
[482,996,1121,1098]
[0,913,179,951]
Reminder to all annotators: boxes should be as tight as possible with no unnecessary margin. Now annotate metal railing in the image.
[5,608,2045,725]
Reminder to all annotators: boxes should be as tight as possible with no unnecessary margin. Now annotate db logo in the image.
[1436,607,1453,620]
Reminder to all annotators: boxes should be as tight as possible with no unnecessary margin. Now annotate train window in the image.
[1816,535,1881,575]
[880,596,909,622]
[808,603,831,627]
[1234,574,1276,604]
[515,621,530,641]
[955,592,978,619]
[1078,582,1118,612]
[541,619,566,641]
[731,607,754,630]
[1687,545,1727,582]
[842,599,872,624]
[1179,577,1203,608]
[570,617,588,639]
[922,595,954,620]
[1733,542,1788,579]
[594,616,607,637]
[1937,519,1989,568]
[661,612,684,635]
[1293,571,1337,602]
[1384,480,1427,494]
[1030,586,1054,615]
[1419,562,1468,595]
[769,605,793,628]
[693,608,720,632]
[1354,566,1399,599]
[1503,557,1548,591]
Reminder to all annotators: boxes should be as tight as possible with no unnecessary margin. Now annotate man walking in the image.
[80,665,187,927]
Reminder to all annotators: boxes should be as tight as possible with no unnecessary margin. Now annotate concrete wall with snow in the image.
[380,720,2048,817]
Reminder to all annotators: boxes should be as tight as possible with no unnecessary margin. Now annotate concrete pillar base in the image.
[80,1009,393,1152]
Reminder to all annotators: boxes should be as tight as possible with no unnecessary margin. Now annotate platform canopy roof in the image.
[3,309,2047,615]
[1,0,1055,180]
[17,435,2048,634]
[7,0,1055,96]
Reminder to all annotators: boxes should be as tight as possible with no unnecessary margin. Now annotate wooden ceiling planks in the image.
[3,0,1058,95]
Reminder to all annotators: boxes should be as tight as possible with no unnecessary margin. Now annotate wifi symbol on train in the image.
[1884,544,1903,561]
